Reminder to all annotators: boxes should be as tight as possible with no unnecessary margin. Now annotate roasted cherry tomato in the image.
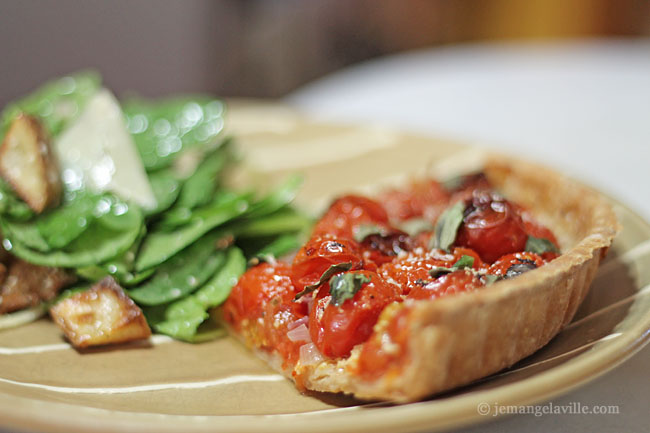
[407,270,482,300]
[309,270,400,358]
[359,229,416,266]
[222,262,307,367]
[291,235,365,293]
[380,179,450,221]
[223,262,305,325]
[355,303,411,381]
[488,251,545,278]
[454,190,528,263]
[313,195,390,239]
[379,247,483,295]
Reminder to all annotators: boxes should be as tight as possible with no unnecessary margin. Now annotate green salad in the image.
[0,72,311,342]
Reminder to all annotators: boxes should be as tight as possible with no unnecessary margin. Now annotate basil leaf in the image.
[453,254,475,270]
[428,255,475,278]
[293,262,353,301]
[433,200,466,251]
[398,218,433,236]
[329,272,371,307]
[525,236,559,254]
[483,274,501,285]
[353,223,386,242]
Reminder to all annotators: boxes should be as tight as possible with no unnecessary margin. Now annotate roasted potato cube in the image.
[0,258,75,314]
[0,114,62,213]
[50,277,151,348]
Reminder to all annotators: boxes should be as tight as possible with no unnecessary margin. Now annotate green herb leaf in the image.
[122,97,226,171]
[293,262,353,301]
[353,224,386,242]
[398,218,433,236]
[483,274,501,285]
[329,272,371,307]
[135,193,249,271]
[1,71,100,139]
[128,235,226,306]
[428,255,475,278]
[433,200,466,251]
[525,236,559,254]
[453,254,475,270]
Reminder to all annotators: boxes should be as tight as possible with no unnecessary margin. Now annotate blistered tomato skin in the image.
[488,252,546,277]
[312,195,390,239]
[359,230,416,266]
[407,270,482,300]
[379,247,483,296]
[454,190,528,263]
[308,270,400,359]
[381,179,450,221]
[222,262,307,367]
[291,235,364,292]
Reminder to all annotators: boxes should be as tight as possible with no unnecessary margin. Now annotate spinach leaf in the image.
[7,214,143,268]
[234,208,312,238]
[134,192,249,271]
[174,145,228,209]
[143,169,180,216]
[122,97,226,171]
[1,71,100,139]
[147,247,245,341]
[0,179,34,221]
[0,219,51,252]
[244,174,303,219]
[128,234,226,306]
[37,192,100,248]
[248,233,304,265]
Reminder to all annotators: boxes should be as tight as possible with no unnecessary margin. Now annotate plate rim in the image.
[0,130,649,433]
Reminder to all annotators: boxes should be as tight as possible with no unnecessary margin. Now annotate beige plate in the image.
[1,104,649,433]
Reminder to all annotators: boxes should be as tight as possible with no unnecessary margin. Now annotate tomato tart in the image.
[220,157,619,402]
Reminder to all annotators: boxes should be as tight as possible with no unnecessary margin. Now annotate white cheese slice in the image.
[55,89,157,209]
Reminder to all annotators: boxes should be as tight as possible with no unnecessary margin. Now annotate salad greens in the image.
[0,72,311,342]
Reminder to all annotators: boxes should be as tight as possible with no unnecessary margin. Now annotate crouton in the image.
[50,277,151,348]
[0,258,75,314]
[0,114,62,213]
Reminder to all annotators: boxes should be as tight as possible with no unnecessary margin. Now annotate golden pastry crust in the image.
[229,155,620,402]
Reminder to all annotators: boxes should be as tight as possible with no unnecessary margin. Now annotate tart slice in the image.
[220,156,619,402]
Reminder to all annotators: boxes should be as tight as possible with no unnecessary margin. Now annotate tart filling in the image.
[221,157,619,402]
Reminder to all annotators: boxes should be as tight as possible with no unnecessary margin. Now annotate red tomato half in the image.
[380,179,450,221]
[313,195,390,239]
[379,247,483,295]
[407,270,482,300]
[488,251,545,277]
[309,270,400,358]
[291,235,364,293]
[454,190,528,263]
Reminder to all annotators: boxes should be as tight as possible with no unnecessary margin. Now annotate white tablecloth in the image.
[288,38,650,433]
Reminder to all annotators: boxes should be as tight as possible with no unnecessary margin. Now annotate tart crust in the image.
[228,155,620,402]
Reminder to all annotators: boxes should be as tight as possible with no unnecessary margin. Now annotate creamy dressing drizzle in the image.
[0,334,173,355]
[0,374,286,394]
